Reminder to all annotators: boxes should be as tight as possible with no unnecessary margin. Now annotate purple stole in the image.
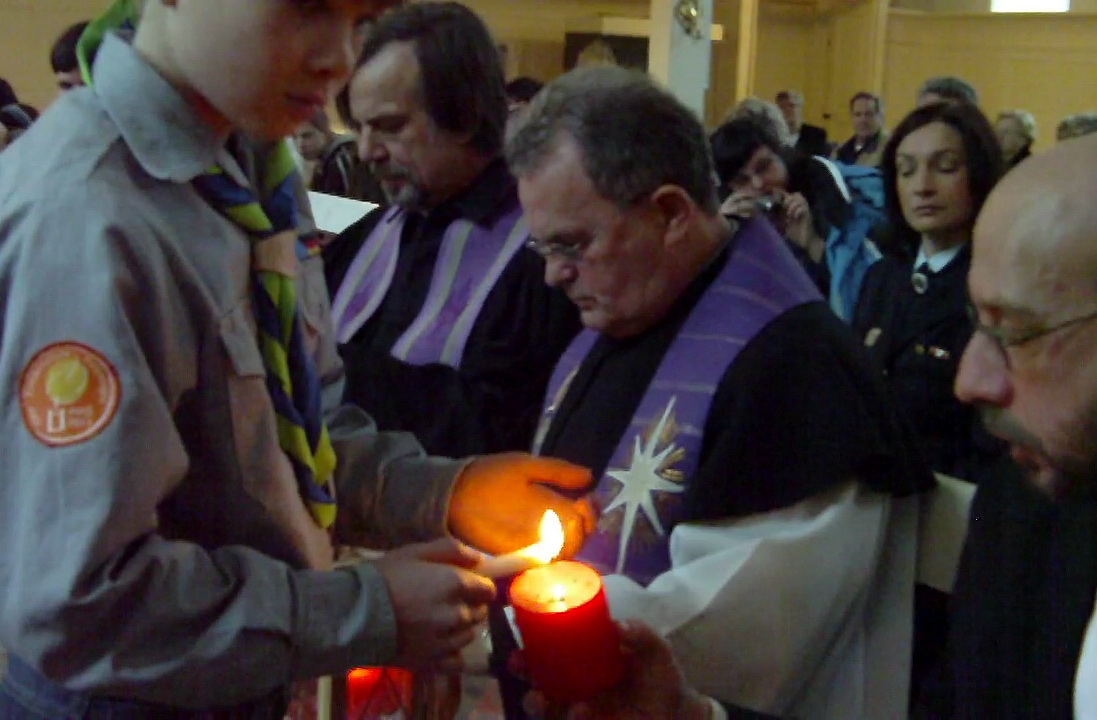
[534,219,821,586]
[330,203,529,367]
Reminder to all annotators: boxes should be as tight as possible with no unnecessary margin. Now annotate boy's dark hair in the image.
[0,78,17,108]
[880,101,1003,257]
[338,2,507,157]
[505,77,544,104]
[709,115,786,188]
[51,21,90,73]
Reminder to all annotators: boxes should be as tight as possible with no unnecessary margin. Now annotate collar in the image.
[93,32,239,184]
[424,157,516,227]
[914,243,964,275]
[854,130,882,152]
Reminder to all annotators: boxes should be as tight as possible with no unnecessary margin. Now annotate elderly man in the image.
[1057,111,1097,142]
[995,109,1037,169]
[832,91,887,167]
[498,66,932,719]
[526,124,1097,720]
[326,2,579,458]
[775,89,829,157]
[919,133,1097,718]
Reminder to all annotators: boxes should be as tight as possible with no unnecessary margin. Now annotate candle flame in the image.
[551,583,568,603]
[524,510,564,565]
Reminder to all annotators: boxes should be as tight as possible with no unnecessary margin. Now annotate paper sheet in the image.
[307,191,377,235]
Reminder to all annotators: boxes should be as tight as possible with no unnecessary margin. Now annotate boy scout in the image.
[0,1,593,716]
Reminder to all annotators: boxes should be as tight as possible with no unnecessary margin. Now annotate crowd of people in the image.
[1,2,1097,719]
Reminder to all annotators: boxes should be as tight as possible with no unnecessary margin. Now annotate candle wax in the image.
[509,561,624,704]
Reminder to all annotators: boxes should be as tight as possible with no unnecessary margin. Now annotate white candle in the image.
[474,510,565,578]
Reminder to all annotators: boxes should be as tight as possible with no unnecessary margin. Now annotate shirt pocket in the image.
[217,300,336,570]
[219,301,266,379]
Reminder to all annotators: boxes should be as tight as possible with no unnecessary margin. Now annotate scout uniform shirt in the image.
[0,33,462,709]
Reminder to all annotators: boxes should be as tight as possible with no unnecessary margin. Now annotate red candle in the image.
[509,561,625,704]
[345,667,411,719]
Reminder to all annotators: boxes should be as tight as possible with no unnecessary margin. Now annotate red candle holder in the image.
[509,561,625,704]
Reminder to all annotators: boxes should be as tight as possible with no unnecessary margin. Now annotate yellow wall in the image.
[465,0,737,127]
[753,6,817,116]
[4,0,1096,151]
[463,0,645,81]
[753,1,889,140]
[883,11,1097,147]
[0,0,104,111]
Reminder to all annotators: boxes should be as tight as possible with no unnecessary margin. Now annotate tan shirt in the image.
[0,33,464,708]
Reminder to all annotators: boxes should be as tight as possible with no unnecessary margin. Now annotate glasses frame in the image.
[525,236,594,262]
[966,303,1097,368]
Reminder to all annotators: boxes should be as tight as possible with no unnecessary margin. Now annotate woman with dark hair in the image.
[711,115,883,318]
[854,101,1011,709]
[854,101,1007,483]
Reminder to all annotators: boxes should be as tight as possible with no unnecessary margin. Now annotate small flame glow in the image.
[551,583,569,604]
[524,510,564,565]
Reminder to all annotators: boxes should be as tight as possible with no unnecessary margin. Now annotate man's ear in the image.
[649,185,694,248]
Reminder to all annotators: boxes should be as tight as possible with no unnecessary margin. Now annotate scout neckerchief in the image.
[77,0,337,529]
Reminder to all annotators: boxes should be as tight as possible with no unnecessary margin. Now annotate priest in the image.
[494,66,934,719]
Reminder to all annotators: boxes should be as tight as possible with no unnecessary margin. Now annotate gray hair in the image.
[505,66,719,214]
[917,76,979,106]
[997,109,1037,143]
[1057,112,1097,142]
[723,96,792,146]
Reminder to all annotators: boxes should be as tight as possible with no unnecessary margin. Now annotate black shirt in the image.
[540,243,933,521]
[323,159,581,457]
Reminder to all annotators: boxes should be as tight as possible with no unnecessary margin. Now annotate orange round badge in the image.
[20,343,121,447]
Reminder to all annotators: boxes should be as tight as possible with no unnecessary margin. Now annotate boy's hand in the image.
[373,538,495,673]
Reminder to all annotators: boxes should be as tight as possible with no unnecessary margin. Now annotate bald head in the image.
[959,133,1097,497]
[971,134,1097,318]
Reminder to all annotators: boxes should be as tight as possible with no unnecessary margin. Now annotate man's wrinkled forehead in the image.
[972,170,1097,315]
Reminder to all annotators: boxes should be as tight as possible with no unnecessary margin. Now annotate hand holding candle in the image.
[371,538,495,672]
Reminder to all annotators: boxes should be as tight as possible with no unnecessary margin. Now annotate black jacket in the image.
[323,160,581,457]
[852,247,1005,482]
[917,459,1097,718]
[794,123,829,158]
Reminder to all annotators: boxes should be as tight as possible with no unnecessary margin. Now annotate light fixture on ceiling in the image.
[991,0,1069,12]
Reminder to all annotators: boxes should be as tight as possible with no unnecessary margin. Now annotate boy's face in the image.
[161,0,376,139]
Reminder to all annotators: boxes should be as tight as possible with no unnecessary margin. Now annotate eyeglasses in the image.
[525,236,592,262]
[966,304,1097,368]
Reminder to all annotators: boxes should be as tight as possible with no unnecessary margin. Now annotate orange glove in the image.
[447,453,597,559]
